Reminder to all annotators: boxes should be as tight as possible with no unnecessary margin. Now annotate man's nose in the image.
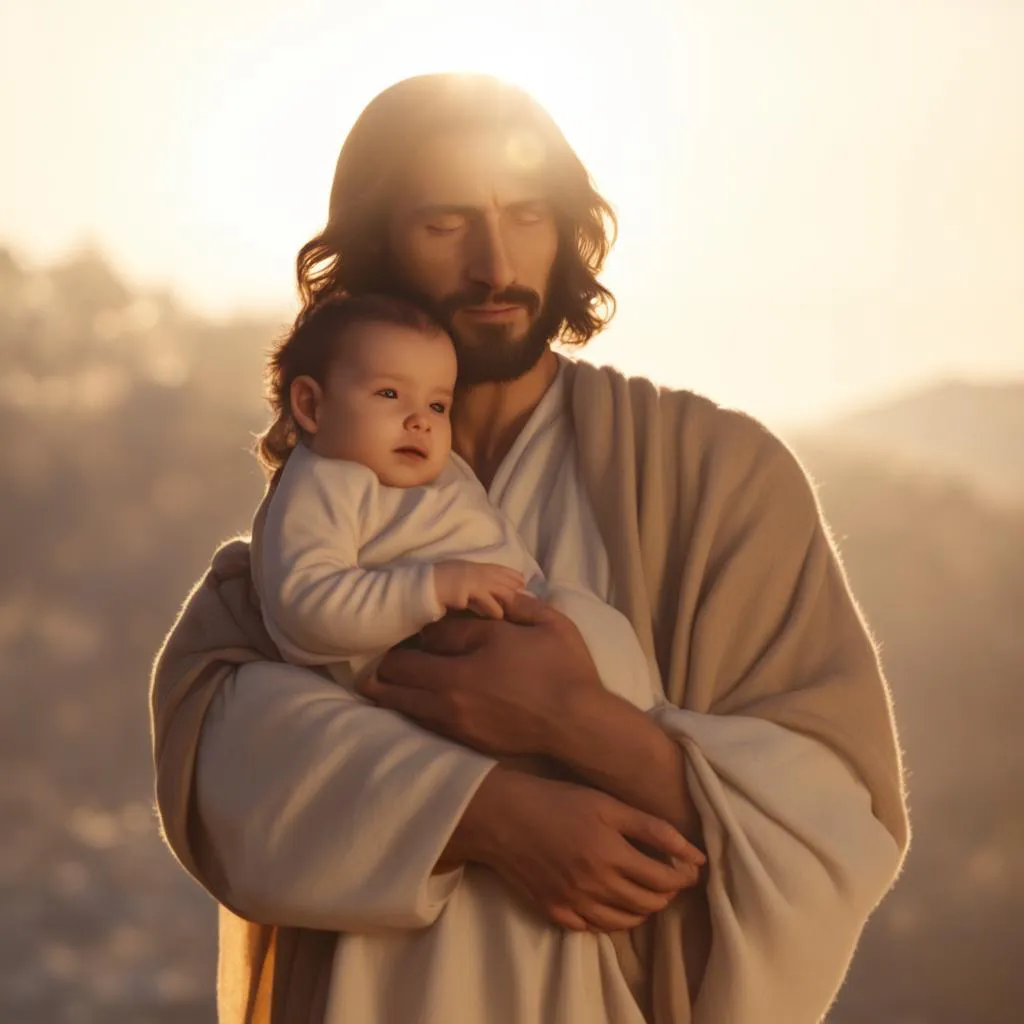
[467,217,515,294]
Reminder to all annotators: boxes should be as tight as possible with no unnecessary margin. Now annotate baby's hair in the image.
[255,292,445,478]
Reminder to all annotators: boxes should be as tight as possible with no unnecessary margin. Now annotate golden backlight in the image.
[185,0,676,308]
[2,0,1021,423]
[2,6,1023,1021]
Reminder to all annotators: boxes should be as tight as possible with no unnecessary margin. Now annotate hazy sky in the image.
[1,0,1021,424]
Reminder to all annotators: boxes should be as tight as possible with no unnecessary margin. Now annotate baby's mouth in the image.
[394,445,428,460]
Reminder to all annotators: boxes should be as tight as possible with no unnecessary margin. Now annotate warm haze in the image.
[3,4,1024,1022]
[2,0,1022,424]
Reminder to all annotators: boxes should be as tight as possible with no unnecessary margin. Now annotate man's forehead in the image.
[394,128,549,210]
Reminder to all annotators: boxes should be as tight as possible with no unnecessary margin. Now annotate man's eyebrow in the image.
[411,203,476,219]
[411,198,550,219]
[506,197,551,209]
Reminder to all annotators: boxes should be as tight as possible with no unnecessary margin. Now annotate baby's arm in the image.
[272,557,525,658]
[259,459,445,665]
[269,562,444,662]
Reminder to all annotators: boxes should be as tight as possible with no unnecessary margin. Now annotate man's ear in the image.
[290,375,322,435]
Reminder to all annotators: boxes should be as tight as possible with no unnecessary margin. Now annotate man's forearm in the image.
[432,757,570,873]
[544,688,702,843]
[432,763,519,873]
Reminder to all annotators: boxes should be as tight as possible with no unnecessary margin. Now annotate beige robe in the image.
[150,356,909,1023]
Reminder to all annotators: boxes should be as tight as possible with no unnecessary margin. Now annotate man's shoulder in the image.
[578,359,792,466]
[664,384,786,458]
[574,359,813,510]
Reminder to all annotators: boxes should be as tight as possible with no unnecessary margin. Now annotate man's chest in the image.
[490,436,612,602]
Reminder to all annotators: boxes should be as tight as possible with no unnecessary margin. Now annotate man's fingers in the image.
[601,874,678,916]
[576,899,649,933]
[621,811,706,865]
[547,905,590,931]
[669,858,704,890]
[419,615,490,655]
[376,647,453,690]
[357,676,441,724]
[616,837,701,894]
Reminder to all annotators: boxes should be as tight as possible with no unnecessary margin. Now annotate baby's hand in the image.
[433,560,526,619]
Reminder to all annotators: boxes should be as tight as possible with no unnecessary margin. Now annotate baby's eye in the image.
[430,401,447,415]
[376,388,398,400]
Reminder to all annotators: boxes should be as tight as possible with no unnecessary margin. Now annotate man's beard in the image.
[449,314,553,388]
[420,282,558,388]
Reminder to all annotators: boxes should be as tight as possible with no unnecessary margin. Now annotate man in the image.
[151,73,909,1024]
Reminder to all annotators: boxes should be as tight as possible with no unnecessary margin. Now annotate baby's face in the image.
[310,321,457,487]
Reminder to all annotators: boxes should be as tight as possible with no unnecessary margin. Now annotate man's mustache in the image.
[436,284,541,320]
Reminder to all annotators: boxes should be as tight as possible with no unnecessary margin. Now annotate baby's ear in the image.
[290,375,323,434]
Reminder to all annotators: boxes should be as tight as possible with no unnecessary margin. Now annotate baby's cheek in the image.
[309,422,356,461]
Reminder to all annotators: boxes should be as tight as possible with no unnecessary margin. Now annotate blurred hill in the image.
[790,442,1024,1024]
[799,379,1024,503]
[1,246,1022,1022]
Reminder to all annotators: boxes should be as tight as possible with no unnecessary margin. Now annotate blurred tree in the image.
[48,246,130,321]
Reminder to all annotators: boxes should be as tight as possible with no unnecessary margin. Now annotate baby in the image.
[252,293,658,713]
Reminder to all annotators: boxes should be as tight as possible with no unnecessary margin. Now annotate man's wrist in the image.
[436,764,516,872]
[538,685,701,841]
[539,683,617,764]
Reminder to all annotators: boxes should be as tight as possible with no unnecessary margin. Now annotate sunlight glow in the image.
[4,0,1020,424]
[182,0,698,313]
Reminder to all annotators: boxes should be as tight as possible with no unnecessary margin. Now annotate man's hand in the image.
[358,591,599,758]
[432,560,524,619]
[461,766,705,932]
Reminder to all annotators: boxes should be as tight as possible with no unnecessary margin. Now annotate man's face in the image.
[387,129,560,387]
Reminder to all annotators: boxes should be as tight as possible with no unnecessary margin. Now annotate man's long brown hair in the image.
[295,73,618,347]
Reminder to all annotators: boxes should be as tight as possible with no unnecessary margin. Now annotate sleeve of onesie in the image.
[258,452,445,664]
